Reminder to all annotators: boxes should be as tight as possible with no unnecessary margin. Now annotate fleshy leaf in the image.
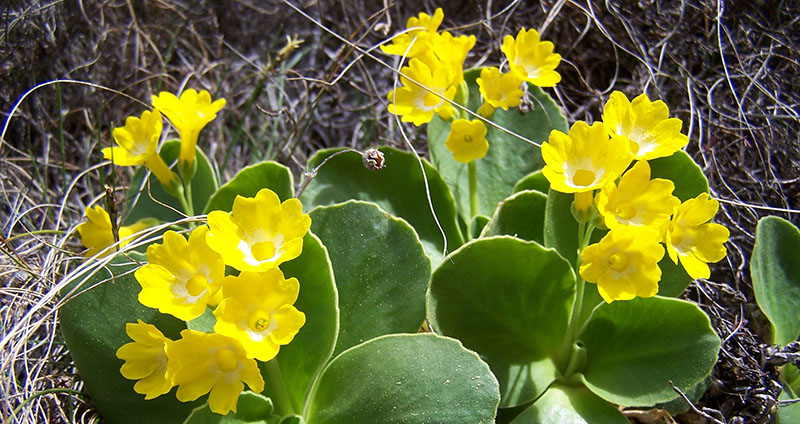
[648,151,708,202]
[578,296,720,406]
[428,236,575,407]
[309,201,430,356]
[510,385,628,424]
[305,334,500,423]
[481,190,547,244]
[184,391,278,423]
[512,170,550,195]
[299,147,462,265]
[205,161,294,213]
[751,216,800,345]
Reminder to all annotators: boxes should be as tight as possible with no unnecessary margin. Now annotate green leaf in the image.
[299,147,463,265]
[751,216,800,345]
[428,68,568,219]
[184,392,277,424]
[309,201,430,356]
[648,151,708,202]
[305,334,500,423]
[427,236,575,407]
[481,190,547,245]
[777,388,800,424]
[205,161,294,213]
[578,296,721,406]
[510,385,628,424]
[543,190,579,266]
[124,140,218,224]
[261,233,339,413]
[512,170,550,195]
[657,256,692,297]
[59,253,201,423]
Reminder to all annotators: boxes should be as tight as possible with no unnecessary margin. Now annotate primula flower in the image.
[595,161,680,236]
[380,8,444,57]
[445,119,489,164]
[476,66,524,118]
[580,227,665,303]
[151,89,226,169]
[666,193,729,279]
[135,226,225,321]
[418,31,476,86]
[501,28,561,87]
[387,57,457,126]
[541,121,633,193]
[116,320,173,400]
[77,205,152,258]
[206,188,311,273]
[602,91,689,160]
[102,110,177,189]
[213,270,306,361]
[166,330,264,415]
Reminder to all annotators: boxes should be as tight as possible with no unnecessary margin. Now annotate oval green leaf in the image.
[305,334,500,423]
[185,391,277,424]
[205,161,294,213]
[481,190,547,244]
[299,147,462,265]
[578,296,721,406]
[648,151,708,202]
[752,216,800,345]
[510,385,628,424]
[427,236,575,407]
[512,170,550,195]
[309,201,430,356]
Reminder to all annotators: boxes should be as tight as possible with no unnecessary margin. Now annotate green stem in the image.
[182,179,194,216]
[468,160,479,219]
[264,359,294,416]
[560,221,596,371]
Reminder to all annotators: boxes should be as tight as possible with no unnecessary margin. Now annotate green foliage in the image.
[482,190,547,244]
[205,161,294,213]
[185,392,279,424]
[511,385,628,424]
[648,151,709,201]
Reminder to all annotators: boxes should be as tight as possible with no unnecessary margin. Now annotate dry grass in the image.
[1,0,799,422]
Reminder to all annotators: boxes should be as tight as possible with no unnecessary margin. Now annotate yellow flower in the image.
[166,330,264,415]
[151,89,226,169]
[595,161,680,237]
[476,66,524,118]
[115,320,173,400]
[501,28,561,87]
[418,31,476,86]
[380,8,444,57]
[387,57,457,126]
[77,206,152,258]
[206,188,311,273]
[580,227,665,303]
[541,121,633,193]
[102,110,177,189]
[602,91,689,160]
[445,119,488,164]
[134,226,225,321]
[213,270,306,361]
[666,193,729,279]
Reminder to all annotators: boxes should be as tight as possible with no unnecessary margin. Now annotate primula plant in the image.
[62,6,734,424]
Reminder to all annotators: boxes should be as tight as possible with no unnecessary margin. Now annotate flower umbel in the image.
[602,91,689,160]
[580,227,665,303]
[213,270,306,361]
[166,330,264,415]
[135,226,226,321]
[666,193,729,279]
[77,206,152,258]
[387,57,457,126]
[476,66,524,118]
[445,119,489,164]
[206,188,311,273]
[541,121,633,193]
[116,320,173,400]
[501,28,561,87]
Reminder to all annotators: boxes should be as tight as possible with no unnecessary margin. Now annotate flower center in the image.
[607,252,629,272]
[185,274,208,297]
[615,203,637,221]
[573,169,596,187]
[249,309,272,332]
[251,241,277,262]
[215,349,238,373]
[463,135,473,143]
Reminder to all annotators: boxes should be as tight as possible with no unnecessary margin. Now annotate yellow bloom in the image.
[418,31,476,86]
[134,226,225,321]
[151,89,226,169]
[595,161,680,236]
[501,28,561,87]
[666,193,729,279]
[166,330,264,415]
[445,119,488,164]
[380,8,444,57]
[77,206,152,258]
[116,320,173,400]
[476,66,524,118]
[206,188,311,273]
[213,270,306,361]
[102,110,177,189]
[602,91,689,160]
[387,57,457,126]
[580,227,665,303]
[541,121,633,193]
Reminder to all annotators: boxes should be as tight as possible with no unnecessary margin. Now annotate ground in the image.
[1,0,799,422]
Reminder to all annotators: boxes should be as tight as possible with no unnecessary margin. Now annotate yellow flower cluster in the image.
[541,91,728,303]
[76,205,154,258]
[116,188,310,414]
